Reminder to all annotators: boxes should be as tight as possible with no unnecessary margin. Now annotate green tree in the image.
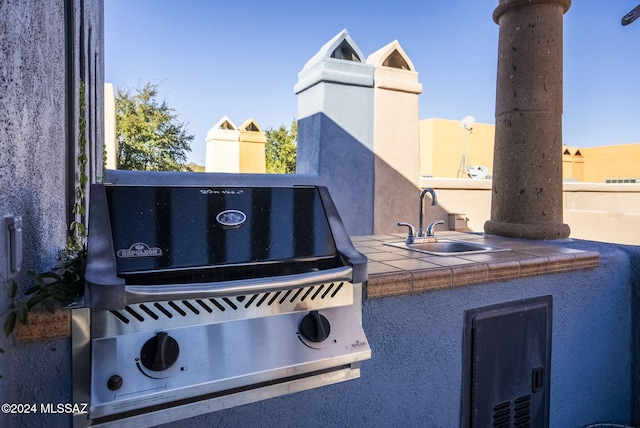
[115,83,194,171]
[265,120,297,174]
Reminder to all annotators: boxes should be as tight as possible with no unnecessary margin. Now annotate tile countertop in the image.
[351,232,600,299]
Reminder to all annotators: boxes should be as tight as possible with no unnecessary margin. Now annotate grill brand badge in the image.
[216,210,247,229]
[117,242,163,259]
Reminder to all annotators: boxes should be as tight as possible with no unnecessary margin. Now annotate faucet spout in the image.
[418,188,438,237]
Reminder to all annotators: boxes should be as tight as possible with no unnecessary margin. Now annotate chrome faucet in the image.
[397,187,444,244]
[418,188,437,238]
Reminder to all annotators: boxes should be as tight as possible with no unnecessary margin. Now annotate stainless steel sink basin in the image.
[384,239,509,256]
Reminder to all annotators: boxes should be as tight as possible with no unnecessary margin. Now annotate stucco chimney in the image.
[295,30,375,235]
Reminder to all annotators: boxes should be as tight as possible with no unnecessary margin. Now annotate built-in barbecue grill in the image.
[72,183,370,428]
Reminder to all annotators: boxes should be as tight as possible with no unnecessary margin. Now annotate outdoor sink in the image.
[384,239,509,256]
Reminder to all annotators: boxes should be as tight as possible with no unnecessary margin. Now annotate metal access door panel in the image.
[462,296,552,428]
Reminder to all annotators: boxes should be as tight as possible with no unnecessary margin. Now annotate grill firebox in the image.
[72,183,370,427]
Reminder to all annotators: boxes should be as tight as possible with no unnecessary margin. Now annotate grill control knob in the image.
[107,374,123,391]
[299,310,331,342]
[140,332,180,371]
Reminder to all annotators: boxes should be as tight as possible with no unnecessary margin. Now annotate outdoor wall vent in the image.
[243,122,259,132]
[605,178,640,183]
[382,49,410,70]
[330,40,361,62]
[219,120,235,130]
[461,295,552,428]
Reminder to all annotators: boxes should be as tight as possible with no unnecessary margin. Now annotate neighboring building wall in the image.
[562,146,585,182]
[419,119,436,177]
[420,118,495,179]
[205,116,239,173]
[104,83,117,169]
[581,143,640,183]
[421,118,640,183]
[205,116,266,173]
[0,1,104,427]
[238,118,266,174]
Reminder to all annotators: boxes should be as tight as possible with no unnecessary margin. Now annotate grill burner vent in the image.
[96,282,351,337]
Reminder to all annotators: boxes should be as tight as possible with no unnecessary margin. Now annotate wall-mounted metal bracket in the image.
[5,216,23,276]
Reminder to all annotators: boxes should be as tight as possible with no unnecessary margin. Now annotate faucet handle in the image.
[397,222,416,244]
[426,220,445,238]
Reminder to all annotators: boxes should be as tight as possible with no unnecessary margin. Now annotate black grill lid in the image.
[85,184,366,309]
[106,186,339,276]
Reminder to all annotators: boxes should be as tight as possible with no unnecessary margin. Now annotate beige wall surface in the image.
[373,84,421,184]
[206,117,267,173]
[238,119,266,173]
[415,178,640,245]
[421,118,640,183]
[420,118,495,179]
[581,144,640,182]
[239,141,266,173]
[369,40,423,234]
[104,83,117,170]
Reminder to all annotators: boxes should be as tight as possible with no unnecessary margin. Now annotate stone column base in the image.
[484,220,570,240]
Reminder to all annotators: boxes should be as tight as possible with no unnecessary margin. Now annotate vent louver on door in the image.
[462,296,552,428]
[492,395,532,428]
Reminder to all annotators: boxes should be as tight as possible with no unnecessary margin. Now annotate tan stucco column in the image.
[484,0,571,240]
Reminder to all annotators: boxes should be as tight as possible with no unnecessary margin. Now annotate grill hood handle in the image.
[316,186,367,284]
[87,266,354,310]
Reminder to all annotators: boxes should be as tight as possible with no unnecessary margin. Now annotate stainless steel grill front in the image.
[73,183,370,427]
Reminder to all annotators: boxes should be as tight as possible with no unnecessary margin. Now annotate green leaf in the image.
[28,271,47,288]
[4,312,16,337]
[17,303,29,325]
[42,299,55,313]
[26,294,46,309]
[8,278,18,299]
[24,285,41,295]
[39,271,62,281]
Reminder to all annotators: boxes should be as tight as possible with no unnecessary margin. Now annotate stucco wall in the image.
[630,246,640,423]
[418,178,640,246]
[0,2,68,426]
[0,1,104,427]
[370,50,423,235]
[149,239,633,428]
[0,0,68,280]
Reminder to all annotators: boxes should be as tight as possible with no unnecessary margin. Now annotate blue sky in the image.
[105,1,640,166]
